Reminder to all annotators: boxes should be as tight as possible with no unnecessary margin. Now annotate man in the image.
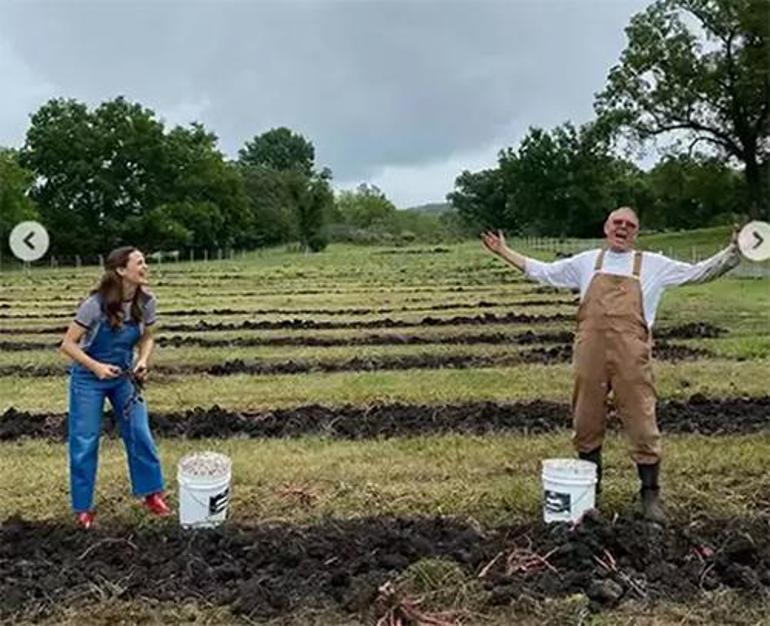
[482,208,741,522]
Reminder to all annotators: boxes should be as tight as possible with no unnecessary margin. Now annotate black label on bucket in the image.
[209,487,230,515]
[544,490,571,515]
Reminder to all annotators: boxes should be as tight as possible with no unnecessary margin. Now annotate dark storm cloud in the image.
[0,0,648,205]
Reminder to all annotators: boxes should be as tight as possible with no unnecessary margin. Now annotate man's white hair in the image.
[607,206,639,224]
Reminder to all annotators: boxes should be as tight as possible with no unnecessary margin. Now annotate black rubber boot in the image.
[637,462,665,523]
[578,447,602,496]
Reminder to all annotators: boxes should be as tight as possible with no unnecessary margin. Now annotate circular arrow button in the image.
[9,221,50,262]
[738,221,770,263]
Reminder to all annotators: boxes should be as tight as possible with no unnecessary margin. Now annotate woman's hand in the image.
[482,230,507,256]
[133,361,149,382]
[92,362,122,380]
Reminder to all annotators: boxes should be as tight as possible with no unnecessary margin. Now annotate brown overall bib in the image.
[571,249,661,465]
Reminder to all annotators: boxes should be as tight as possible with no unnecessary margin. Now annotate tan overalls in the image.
[571,249,661,465]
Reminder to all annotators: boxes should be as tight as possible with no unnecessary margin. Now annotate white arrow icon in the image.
[738,221,770,262]
[9,221,50,262]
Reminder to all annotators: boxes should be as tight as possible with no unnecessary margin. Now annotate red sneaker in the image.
[144,492,171,517]
[76,511,95,529]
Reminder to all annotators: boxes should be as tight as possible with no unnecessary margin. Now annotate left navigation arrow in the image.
[9,221,50,262]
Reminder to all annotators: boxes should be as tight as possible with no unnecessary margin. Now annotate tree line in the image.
[450,0,768,235]
[0,98,456,257]
[1,0,767,257]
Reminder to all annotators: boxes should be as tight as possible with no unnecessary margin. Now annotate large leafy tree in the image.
[239,127,332,252]
[446,168,507,232]
[20,97,251,254]
[596,0,770,217]
[162,124,252,250]
[290,169,334,252]
[21,97,168,252]
[646,154,745,229]
[0,148,39,262]
[238,127,315,176]
[501,123,648,237]
[335,183,398,229]
[241,167,298,247]
[449,123,649,237]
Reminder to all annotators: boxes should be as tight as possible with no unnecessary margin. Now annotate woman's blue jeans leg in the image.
[69,376,106,512]
[108,378,165,498]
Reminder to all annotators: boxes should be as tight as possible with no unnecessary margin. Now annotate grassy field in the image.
[639,225,734,255]
[0,239,769,624]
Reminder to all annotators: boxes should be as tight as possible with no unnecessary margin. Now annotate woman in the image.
[60,246,170,528]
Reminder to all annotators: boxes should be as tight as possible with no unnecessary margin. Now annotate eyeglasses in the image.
[612,219,638,230]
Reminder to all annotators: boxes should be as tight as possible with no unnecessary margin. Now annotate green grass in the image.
[654,278,770,331]
[638,225,734,256]
[1,238,769,624]
[0,340,548,368]
[3,333,769,369]
[2,432,768,526]
[3,359,769,414]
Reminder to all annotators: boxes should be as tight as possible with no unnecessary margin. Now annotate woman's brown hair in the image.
[91,246,148,329]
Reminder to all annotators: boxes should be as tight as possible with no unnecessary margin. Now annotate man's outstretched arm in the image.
[482,230,527,271]
[481,230,582,290]
[658,230,742,288]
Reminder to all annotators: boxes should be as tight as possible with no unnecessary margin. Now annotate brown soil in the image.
[0,342,711,378]
[0,322,725,352]
[2,395,767,442]
[0,512,767,621]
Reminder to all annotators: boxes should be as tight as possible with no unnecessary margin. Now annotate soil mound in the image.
[1,396,767,442]
[0,512,767,621]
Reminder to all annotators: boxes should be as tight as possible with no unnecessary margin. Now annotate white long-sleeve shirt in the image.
[524,245,741,327]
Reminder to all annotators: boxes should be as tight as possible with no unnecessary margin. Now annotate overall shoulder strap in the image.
[632,251,643,277]
[594,249,607,271]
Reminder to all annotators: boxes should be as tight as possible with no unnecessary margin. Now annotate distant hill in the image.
[404,202,453,215]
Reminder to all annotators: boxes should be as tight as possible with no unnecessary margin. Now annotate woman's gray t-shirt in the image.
[74,292,157,349]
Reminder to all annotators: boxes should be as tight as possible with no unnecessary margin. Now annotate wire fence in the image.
[1,240,768,277]
[0,248,253,272]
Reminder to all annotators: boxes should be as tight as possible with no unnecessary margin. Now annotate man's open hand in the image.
[482,230,507,256]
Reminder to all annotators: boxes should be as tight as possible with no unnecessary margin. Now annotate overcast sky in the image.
[0,0,649,207]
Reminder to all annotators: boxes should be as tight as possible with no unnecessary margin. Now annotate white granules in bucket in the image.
[178,451,232,478]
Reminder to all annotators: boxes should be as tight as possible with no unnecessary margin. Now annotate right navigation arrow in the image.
[753,231,764,250]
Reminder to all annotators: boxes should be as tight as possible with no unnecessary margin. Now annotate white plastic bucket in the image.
[177,452,232,528]
[541,458,597,523]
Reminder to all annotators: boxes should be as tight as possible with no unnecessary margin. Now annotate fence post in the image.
[204,250,208,263]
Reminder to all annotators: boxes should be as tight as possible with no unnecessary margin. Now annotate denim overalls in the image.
[69,306,164,512]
